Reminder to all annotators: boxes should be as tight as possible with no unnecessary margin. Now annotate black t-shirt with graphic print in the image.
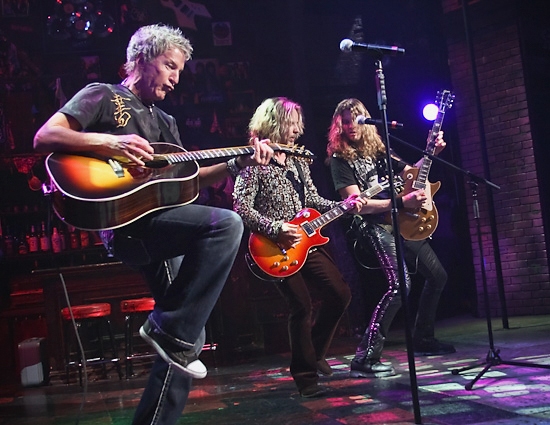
[59,82,181,146]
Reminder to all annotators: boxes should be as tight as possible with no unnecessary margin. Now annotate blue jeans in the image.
[112,204,243,425]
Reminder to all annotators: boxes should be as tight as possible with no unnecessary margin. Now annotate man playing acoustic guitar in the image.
[327,98,456,379]
[233,97,364,398]
[34,24,273,425]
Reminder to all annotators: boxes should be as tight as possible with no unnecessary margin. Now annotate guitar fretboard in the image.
[165,147,255,164]
[301,184,385,236]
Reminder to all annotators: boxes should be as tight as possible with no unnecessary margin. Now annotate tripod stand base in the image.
[451,348,550,390]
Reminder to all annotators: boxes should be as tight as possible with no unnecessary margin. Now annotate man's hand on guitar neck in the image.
[236,138,274,168]
[432,130,446,156]
[413,130,445,168]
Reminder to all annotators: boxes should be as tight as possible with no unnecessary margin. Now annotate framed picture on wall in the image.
[1,0,29,17]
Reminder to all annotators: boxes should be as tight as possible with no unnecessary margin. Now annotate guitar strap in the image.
[292,159,307,207]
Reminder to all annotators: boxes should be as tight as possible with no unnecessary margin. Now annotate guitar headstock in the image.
[435,90,455,112]
[274,144,316,161]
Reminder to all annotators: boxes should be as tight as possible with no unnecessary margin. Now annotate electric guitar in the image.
[387,89,455,241]
[45,142,314,231]
[247,181,390,279]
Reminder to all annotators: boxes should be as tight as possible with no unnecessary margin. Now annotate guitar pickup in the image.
[301,222,316,237]
[108,159,125,178]
[412,181,426,190]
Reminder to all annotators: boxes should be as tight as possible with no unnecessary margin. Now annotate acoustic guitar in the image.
[45,142,314,231]
[247,181,390,279]
[387,89,455,241]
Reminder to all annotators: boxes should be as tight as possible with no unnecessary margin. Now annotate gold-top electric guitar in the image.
[248,181,391,279]
[45,142,314,231]
[387,89,454,241]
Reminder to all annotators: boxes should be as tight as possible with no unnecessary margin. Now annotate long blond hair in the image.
[248,97,304,144]
[326,98,386,161]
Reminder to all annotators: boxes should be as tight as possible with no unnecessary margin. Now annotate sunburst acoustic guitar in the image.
[386,89,455,241]
[247,181,391,279]
[45,142,314,231]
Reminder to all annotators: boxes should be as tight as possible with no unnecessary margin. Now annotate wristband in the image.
[226,157,243,177]
[396,197,404,209]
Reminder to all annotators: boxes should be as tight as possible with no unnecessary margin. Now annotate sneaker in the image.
[350,359,396,378]
[300,383,328,398]
[139,319,207,379]
[413,338,456,356]
[316,359,333,376]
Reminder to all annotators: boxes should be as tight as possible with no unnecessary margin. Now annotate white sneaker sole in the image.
[139,326,207,379]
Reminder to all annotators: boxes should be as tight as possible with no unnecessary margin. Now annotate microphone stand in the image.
[388,133,550,390]
[374,59,422,424]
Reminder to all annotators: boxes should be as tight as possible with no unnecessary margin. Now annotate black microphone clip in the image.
[356,115,403,129]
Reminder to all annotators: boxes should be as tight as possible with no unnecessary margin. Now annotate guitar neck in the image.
[416,109,445,188]
[305,184,385,233]
[162,146,255,164]
[144,144,312,168]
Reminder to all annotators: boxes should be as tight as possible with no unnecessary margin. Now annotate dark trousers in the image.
[275,248,351,391]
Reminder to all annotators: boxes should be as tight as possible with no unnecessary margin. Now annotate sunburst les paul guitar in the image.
[248,181,391,279]
[386,89,455,241]
[45,142,314,231]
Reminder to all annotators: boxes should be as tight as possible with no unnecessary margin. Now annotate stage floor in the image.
[1,314,549,425]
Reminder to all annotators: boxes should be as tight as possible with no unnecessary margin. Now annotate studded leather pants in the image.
[353,221,448,363]
[353,223,411,363]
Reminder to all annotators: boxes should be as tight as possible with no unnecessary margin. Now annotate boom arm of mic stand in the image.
[388,134,500,191]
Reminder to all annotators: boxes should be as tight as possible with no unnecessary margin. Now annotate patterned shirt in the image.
[233,156,337,240]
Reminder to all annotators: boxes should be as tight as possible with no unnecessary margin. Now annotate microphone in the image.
[356,115,403,128]
[340,38,405,56]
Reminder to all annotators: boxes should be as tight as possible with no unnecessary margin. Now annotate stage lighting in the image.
[423,103,439,121]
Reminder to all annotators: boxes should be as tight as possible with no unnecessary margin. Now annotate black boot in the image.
[350,359,395,378]
[351,327,395,378]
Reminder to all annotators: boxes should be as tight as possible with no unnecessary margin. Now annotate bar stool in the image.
[120,297,156,377]
[61,302,123,385]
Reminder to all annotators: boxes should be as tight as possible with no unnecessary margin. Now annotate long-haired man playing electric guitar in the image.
[327,98,456,379]
[233,97,363,398]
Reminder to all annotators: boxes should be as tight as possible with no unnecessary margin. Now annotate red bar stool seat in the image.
[120,297,156,377]
[61,302,122,385]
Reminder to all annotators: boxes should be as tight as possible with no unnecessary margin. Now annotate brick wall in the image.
[441,0,550,316]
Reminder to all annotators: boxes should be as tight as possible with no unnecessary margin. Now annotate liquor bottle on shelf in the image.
[18,232,29,255]
[3,225,15,256]
[79,228,90,249]
[28,224,40,253]
[58,226,67,251]
[39,221,51,252]
[68,226,80,250]
[51,227,62,253]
